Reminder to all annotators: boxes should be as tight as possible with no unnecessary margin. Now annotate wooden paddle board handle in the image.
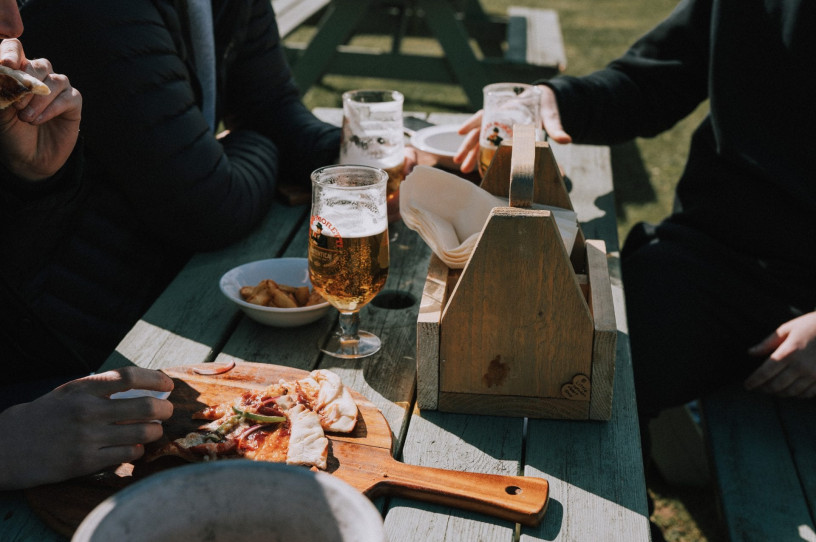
[367,457,549,526]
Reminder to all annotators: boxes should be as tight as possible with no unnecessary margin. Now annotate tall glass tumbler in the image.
[308,165,390,359]
[478,83,541,177]
[340,90,405,222]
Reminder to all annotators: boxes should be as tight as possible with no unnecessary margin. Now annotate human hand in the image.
[403,145,418,176]
[452,84,572,174]
[0,366,174,490]
[536,84,571,144]
[744,312,816,398]
[0,38,82,181]
[452,110,482,174]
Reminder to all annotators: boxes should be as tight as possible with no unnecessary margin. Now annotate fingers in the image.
[538,84,571,144]
[744,357,785,391]
[457,110,483,135]
[403,146,417,175]
[747,328,786,358]
[83,366,175,397]
[0,38,24,68]
[17,73,82,125]
[454,126,480,173]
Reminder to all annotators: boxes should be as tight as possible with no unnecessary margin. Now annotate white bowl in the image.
[410,124,466,169]
[219,258,331,327]
[72,461,386,542]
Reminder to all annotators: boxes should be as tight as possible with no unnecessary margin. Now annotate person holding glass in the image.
[454,0,816,431]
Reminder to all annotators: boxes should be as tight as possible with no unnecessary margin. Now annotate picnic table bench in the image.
[701,386,816,541]
[276,0,566,109]
[272,0,331,38]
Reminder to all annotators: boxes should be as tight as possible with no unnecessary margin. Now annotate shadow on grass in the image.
[647,462,726,542]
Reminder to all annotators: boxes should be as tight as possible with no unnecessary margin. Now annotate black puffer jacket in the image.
[1,0,340,380]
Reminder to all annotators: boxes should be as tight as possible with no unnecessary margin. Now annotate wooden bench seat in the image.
[279,0,568,109]
[271,0,330,38]
[505,7,567,73]
[701,385,816,542]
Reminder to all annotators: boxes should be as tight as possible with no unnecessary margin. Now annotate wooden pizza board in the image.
[25,362,549,536]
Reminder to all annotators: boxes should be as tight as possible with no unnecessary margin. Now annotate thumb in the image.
[748,328,786,358]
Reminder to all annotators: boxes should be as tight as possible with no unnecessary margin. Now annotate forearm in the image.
[221,0,340,181]
[539,0,711,145]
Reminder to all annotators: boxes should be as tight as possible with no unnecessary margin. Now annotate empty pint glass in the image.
[478,83,541,177]
[340,90,405,222]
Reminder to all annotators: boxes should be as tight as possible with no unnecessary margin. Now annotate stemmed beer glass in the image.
[308,165,390,358]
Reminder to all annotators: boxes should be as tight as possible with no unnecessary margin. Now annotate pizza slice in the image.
[147,369,356,470]
[0,65,50,109]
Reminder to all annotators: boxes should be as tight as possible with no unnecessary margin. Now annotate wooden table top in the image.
[0,110,650,542]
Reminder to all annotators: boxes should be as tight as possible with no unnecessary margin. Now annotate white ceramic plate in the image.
[73,461,386,542]
[410,124,466,169]
[219,258,331,328]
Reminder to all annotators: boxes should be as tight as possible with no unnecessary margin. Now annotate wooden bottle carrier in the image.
[416,125,616,420]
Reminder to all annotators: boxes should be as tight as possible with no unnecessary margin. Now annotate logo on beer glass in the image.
[309,216,343,269]
[482,121,514,149]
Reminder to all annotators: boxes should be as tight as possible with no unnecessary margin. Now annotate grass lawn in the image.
[292,2,721,540]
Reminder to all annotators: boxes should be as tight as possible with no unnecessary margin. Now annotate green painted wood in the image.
[289,0,368,95]
[284,0,565,109]
[5,109,650,542]
[100,202,309,372]
[703,385,815,542]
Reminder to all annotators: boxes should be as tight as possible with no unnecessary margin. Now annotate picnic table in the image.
[279,0,567,110]
[0,110,651,542]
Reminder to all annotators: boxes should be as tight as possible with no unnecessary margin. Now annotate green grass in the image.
[292,3,720,540]
[297,0,709,244]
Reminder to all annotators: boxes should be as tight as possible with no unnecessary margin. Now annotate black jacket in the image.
[1,0,340,380]
[543,0,816,270]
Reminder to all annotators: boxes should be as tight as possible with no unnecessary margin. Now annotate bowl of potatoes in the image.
[219,258,331,327]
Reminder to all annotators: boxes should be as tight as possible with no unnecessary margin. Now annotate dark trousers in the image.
[621,221,816,421]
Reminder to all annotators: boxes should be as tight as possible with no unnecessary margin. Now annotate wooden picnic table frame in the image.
[0,110,650,542]
[282,0,565,109]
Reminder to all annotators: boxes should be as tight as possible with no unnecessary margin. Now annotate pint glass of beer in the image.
[340,90,405,222]
[308,165,390,359]
[478,83,541,177]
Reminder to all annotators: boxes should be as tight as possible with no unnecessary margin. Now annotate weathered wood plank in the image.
[702,386,815,542]
[0,491,66,542]
[521,330,649,542]
[506,7,567,71]
[386,409,522,541]
[778,399,816,519]
[271,0,330,38]
[100,202,308,372]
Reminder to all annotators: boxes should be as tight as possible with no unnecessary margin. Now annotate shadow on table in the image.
[609,140,657,223]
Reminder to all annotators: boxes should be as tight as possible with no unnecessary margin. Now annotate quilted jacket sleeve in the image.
[216,0,341,184]
[18,0,327,250]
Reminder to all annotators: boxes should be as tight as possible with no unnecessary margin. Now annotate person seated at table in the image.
[1,0,341,385]
[456,0,816,419]
[0,2,174,490]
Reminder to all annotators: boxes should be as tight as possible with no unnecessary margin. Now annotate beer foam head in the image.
[327,206,387,237]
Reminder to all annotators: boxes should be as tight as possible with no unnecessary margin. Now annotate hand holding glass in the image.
[308,165,390,359]
[478,83,541,177]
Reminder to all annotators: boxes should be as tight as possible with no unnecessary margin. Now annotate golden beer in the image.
[382,160,406,221]
[478,145,497,178]
[308,228,389,312]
